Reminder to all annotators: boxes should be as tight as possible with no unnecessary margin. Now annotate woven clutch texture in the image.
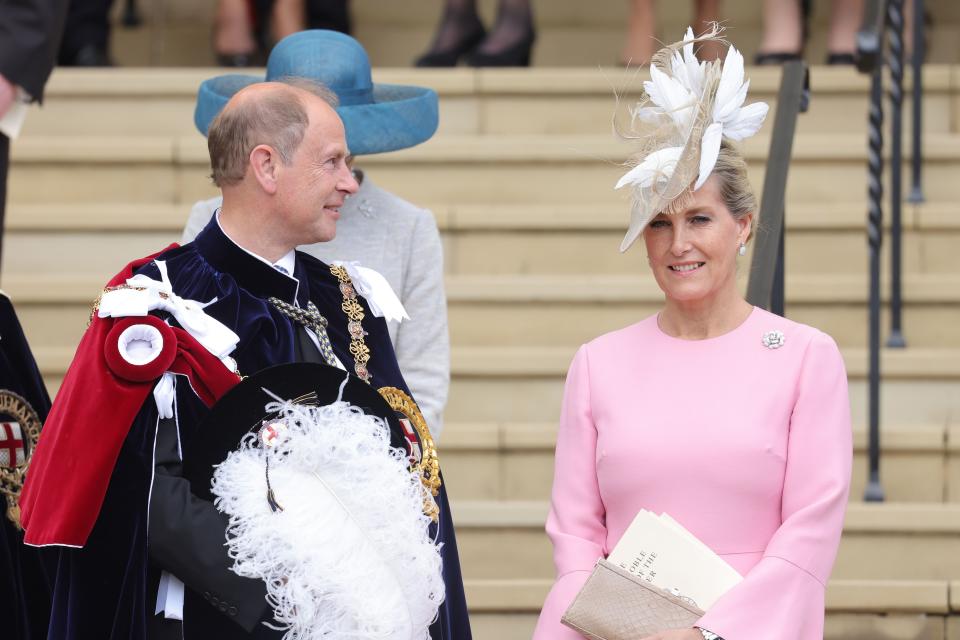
[561,559,705,640]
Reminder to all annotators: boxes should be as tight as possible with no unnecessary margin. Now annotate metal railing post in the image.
[887,0,906,348]
[745,61,809,314]
[865,63,886,502]
[858,0,888,502]
[771,225,785,317]
[908,0,925,204]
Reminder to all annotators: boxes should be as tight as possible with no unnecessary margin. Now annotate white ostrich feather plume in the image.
[211,399,444,640]
[615,25,769,251]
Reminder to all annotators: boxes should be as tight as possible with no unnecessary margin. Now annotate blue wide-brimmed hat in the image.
[194,30,438,155]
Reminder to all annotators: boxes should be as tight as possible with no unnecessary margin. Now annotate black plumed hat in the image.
[183,362,404,501]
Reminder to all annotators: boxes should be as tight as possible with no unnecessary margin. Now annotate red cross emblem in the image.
[398,418,422,465]
[0,422,25,469]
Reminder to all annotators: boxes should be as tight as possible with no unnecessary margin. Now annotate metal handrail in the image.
[746,60,810,314]
[887,0,907,348]
[857,0,890,502]
[908,0,926,204]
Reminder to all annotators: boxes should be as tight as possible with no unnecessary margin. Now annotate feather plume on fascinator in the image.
[615,25,769,252]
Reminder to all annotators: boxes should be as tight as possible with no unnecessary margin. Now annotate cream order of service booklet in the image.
[606,510,743,610]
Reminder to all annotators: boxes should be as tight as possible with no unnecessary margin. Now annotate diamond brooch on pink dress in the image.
[762,330,786,349]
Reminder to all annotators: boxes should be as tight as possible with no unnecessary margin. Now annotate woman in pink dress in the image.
[533,28,852,640]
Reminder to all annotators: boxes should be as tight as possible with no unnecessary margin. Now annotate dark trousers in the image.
[306,0,350,33]
[58,0,114,62]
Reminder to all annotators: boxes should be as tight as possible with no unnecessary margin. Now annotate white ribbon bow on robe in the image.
[98,260,240,358]
[97,260,240,419]
[332,261,410,324]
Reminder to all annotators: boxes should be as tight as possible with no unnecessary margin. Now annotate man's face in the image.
[275,98,358,245]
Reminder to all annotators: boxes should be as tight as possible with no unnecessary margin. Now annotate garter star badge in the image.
[0,390,42,529]
[378,387,441,521]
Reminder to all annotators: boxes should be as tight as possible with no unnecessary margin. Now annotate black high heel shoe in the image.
[754,51,802,66]
[216,50,264,67]
[466,27,535,67]
[825,52,856,66]
[415,16,487,67]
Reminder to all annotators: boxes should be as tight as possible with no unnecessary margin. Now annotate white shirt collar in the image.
[215,210,296,277]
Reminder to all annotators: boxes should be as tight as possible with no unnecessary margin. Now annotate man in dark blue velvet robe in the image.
[0,293,55,640]
[23,81,471,639]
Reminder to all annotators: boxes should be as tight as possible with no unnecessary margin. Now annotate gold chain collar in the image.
[329,265,372,383]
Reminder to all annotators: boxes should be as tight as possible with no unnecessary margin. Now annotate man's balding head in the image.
[207,81,339,187]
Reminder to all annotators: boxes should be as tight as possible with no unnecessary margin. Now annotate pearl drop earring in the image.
[738,242,747,256]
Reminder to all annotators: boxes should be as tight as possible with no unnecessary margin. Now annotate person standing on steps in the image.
[534,27,851,640]
[185,30,452,439]
[20,79,472,640]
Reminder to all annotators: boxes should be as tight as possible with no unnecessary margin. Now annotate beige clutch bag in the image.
[561,559,705,640]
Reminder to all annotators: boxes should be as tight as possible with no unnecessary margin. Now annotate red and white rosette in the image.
[103,315,177,382]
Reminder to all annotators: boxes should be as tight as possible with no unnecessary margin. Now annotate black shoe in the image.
[754,51,802,66]
[415,16,486,67]
[216,50,264,67]
[466,28,535,67]
[306,0,351,34]
[826,52,856,66]
[64,44,112,67]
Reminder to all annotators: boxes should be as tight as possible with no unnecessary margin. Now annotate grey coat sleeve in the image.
[149,414,271,632]
[393,209,450,439]
[182,196,222,243]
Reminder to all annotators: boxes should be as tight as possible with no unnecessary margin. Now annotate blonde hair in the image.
[712,140,756,233]
[658,140,756,234]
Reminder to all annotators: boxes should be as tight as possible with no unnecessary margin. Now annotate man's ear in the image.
[249,144,280,195]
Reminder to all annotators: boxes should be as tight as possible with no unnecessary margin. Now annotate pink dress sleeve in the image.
[533,346,606,639]
[696,332,853,639]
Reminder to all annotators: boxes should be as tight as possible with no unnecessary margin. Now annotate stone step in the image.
[438,422,960,504]
[6,273,960,356]
[28,339,960,378]
[104,0,960,67]
[8,201,957,233]
[446,377,958,428]
[9,133,960,206]
[20,340,960,427]
[121,0,960,31]
[464,577,958,640]
[24,67,958,137]
[443,274,960,349]
[5,202,959,279]
[450,502,960,582]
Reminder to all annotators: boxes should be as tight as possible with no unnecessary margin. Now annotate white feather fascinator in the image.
[615,25,769,252]
[211,398,444,640]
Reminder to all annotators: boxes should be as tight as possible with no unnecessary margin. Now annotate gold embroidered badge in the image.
[0,390,42,529]
[378,387,441,521]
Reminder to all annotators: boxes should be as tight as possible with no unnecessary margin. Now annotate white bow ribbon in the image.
[98,260,240,358]
[152,372,177,420]
[332,261,410,324]
[155,571,185,620]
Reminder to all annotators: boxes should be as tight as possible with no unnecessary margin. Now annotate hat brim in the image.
[183,362,403,501]
[194,76,438,155]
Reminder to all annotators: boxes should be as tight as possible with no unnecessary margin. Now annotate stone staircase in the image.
[104,0,960,67]
[6,64,960,638]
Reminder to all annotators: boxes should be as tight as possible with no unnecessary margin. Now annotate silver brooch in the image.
[762,330,786,349]
[357,199,374,218]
